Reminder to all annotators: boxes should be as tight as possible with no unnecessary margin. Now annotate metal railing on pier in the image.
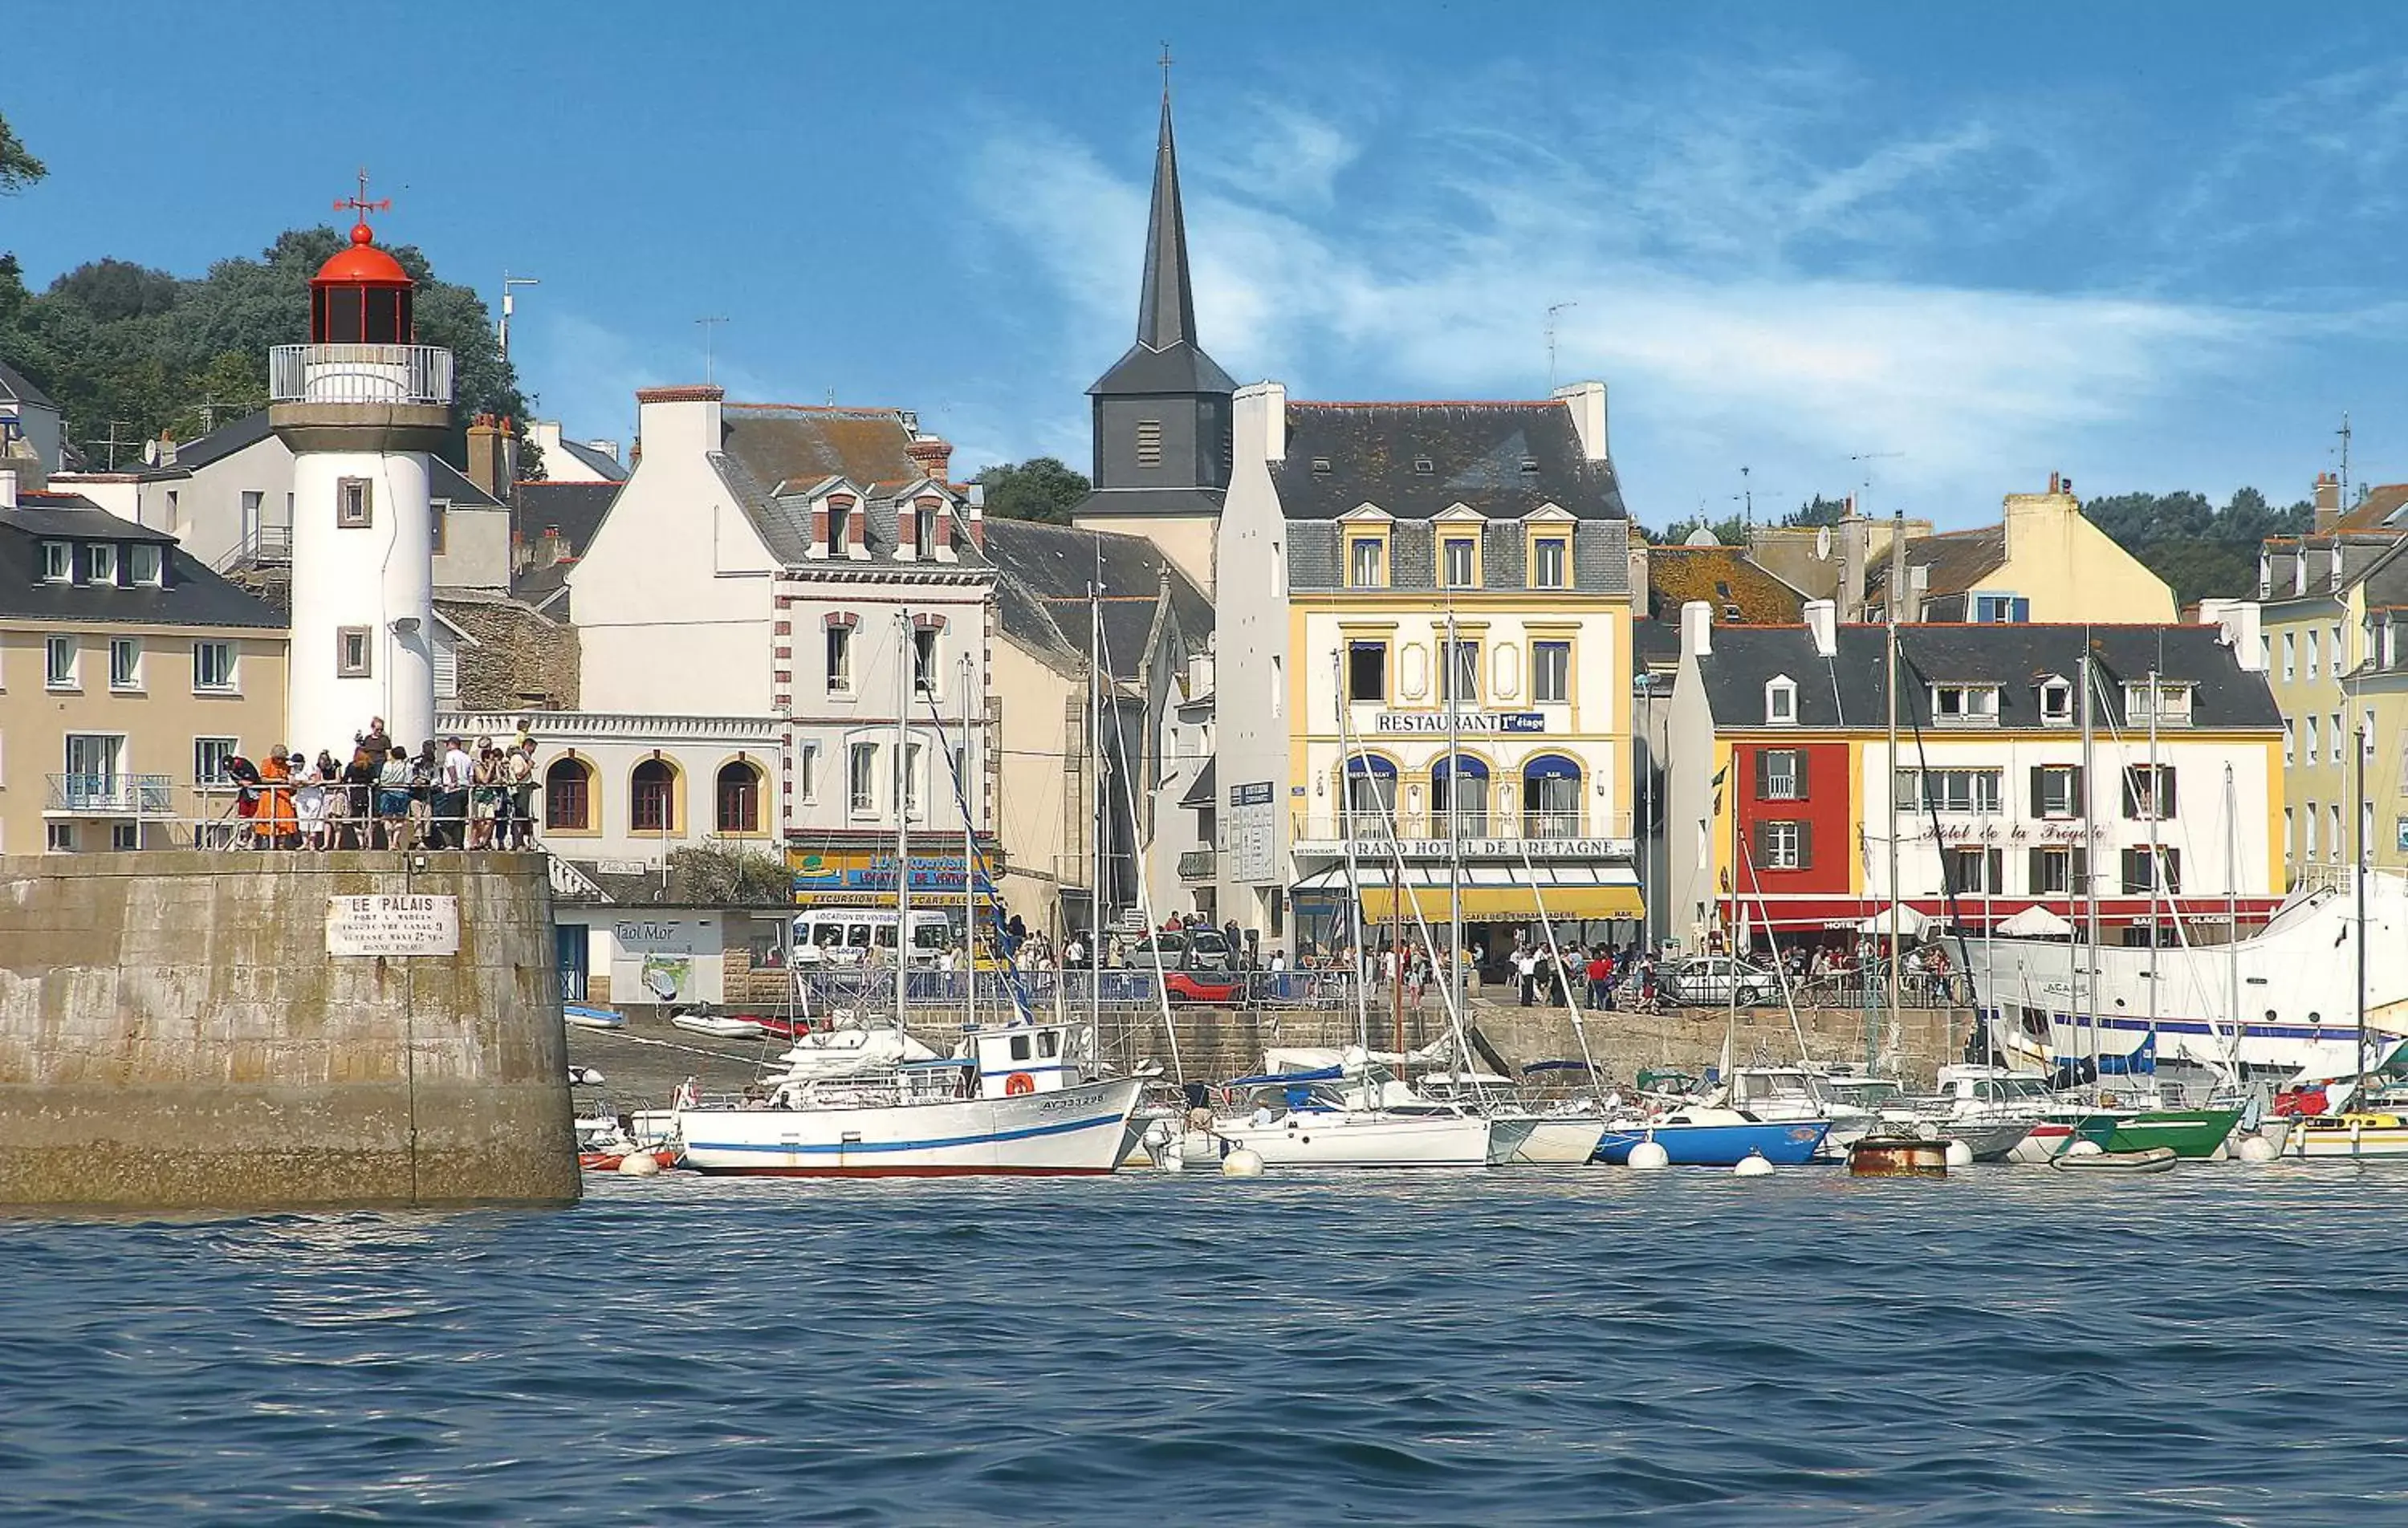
[785,966,1361,1016]
[44,774,177,815]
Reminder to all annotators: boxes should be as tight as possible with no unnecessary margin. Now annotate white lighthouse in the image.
[267,184,452,756]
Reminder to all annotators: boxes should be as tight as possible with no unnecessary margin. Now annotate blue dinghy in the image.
[1597,1108,1829,1166]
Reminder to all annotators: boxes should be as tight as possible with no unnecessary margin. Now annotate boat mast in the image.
[896,607,912,1030]
[1334,648,1375,1064]
[1088,574,1103,1047]
[2357,712,2370,1110]
[1885,512,1903,1067]
[1446,599,1464,1050]
[2080,641,2097,1074]
[2146,661,2160,1063]
[2225,762,2240,1074]
[954,649,963,1034]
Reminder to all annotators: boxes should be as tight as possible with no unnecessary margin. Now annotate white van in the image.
[791,908,954,969]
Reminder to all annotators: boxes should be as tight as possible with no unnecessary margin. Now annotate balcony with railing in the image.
[1177,848,1217,881]
[46,774,177,816]
[270,343,454,407]
[212,522,292,574]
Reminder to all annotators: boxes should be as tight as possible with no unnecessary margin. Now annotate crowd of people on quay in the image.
[217,717,541,851]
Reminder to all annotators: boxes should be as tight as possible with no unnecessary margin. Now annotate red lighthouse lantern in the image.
[310,173,414,345]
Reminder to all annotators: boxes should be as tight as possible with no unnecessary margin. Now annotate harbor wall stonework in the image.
[0,851,579,1210]
[1158,999,1969,1089]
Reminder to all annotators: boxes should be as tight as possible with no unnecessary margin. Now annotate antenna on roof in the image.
[1545,301,1578,391]
[2337,410,2353,510]
[695,315,730,385]
[1849,449,1903,514]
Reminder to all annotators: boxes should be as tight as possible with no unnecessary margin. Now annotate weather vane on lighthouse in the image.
[333,168,392,238]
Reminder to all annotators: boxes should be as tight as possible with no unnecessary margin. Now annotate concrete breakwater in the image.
[0,851,578,1210]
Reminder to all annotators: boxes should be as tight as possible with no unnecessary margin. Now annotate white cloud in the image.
[962,60,2312,526]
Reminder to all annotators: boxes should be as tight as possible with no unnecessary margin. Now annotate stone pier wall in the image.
[0,851,579,1209]
[1148,999,1969,1089]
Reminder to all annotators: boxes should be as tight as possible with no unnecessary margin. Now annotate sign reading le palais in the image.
[325,894,461,957]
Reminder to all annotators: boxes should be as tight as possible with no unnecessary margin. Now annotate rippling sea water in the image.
[6,1166,2406,1525]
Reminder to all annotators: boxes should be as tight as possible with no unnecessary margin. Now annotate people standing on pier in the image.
[258,748,298,848]
[504,742,536,849]
[377,746,413,850]
[1514,946,1540,1006]
[436,736,474,849]
[295,752,331,851]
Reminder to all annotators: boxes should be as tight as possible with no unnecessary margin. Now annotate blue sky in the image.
[7,2,2408,527]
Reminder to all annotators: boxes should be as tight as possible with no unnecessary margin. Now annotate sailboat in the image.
[677,611,1143,1176]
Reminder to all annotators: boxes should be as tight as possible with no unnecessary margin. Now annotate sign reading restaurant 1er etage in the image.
[1371,711,1547,735]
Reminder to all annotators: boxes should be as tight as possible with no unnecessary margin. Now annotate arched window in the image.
[544,757,594,831]
[632,759,677,834]
[715,761,763,834]
[1342,754,1397,833]
[1430,753,1490,835]
[1522,754,1583,840]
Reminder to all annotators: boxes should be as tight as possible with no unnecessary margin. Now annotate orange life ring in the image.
[1004,1072,1037,1096]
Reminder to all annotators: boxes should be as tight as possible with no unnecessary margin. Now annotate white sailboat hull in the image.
[1198,1111,1491,1168]
[677,1077,1145,1176]
[1490,1116,1608,1165]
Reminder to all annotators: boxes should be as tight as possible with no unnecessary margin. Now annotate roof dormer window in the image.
[89,543,119,586]
[40,540,72,583]
[1311,457,1332,474]
[1413,456,1434,475]
[2127,680,2193,726]
[1931,683,1999,727]
[828,496,854,556]
[2038,676,2073,725]
[131,543,164,586]
[2257,552,2272,599]
[1765,676,1798,726]
[1519,457,1540,473]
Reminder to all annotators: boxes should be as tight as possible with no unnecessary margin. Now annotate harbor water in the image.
[6,1168,2405,1525]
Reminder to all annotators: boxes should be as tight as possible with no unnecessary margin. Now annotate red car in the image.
[1164,967,1243,1005]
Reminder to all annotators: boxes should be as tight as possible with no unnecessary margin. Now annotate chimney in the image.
[1551,380,1609,461]
[1680,599,1714,658]
[157,430,178,468]
[633,384,724,471]
[2314,470,2341,533]
[466,413,505,499]
[536,525,567,567]
[2048,470,2061,494]
[0,467,16,509]
[585,438,620,463]
[1804,599,1837,657]
[905,434,954,486]
[966,482,985,551]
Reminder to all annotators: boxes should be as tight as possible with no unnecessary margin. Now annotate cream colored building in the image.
[1861,474,2174,625]
[2255,478,2408,882]
[0,477,287,854]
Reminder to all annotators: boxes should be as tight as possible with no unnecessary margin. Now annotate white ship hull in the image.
[677,1076,1145,1177]
[1968,877,2408,1079]
[1489,1115,1609,1165]
[1197,1111,1492,1168]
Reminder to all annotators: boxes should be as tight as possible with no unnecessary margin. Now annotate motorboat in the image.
[1597,1108,1829,1167]
[1930,1065,2107,1163]
[675,1020,1145,1176]
[1723,1066,1880,1161]
[1814,1069,2033,1162]
[2285,1111,2408,1159]
[1193,1071,1491,1168]
[1413,1072,1608,1166]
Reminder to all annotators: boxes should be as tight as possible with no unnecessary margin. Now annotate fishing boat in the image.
[2052,1145,2178,1175]
[1597,1108,1829,1167]
[677,1018,1145,1176]
[1197,1069,1491,1168]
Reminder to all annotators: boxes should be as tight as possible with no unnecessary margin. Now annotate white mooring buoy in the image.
[2062,1139,2105,1159]
[1732,1151,1775,1177]
[1943,1138,1975,1168]
[1626,1140,1672,1170]
[2235,1132,2280,1164]
[1221,1147,1266,1177]
[616,1151,663,1177]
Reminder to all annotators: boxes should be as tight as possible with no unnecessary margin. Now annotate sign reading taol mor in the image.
[1373,710,1545,735]
[325,894,461,957]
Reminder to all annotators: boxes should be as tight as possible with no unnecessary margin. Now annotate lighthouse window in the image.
[336,626,372,677]
[336,478,373,528]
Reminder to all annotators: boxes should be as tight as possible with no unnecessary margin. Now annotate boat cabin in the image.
[970,1023,1078,1100]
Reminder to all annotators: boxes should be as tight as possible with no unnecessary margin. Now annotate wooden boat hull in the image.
[2287,1113,2408,1159]
[677,1076,1145,1176]
[2052,1146,2178,1174]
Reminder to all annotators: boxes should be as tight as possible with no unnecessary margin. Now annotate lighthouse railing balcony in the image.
[270,343,454,407]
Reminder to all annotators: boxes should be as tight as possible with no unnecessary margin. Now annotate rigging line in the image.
[1092,584,1184,1086]
[913,678,1034,1024]
[1894,640,1986,1036]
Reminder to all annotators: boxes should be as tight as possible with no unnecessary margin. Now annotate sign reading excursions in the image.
[1372,711,1545,734]
[325,894,462,957]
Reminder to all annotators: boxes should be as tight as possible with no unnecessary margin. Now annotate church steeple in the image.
[1136,75,1198,354]
[1085,60,1235,496]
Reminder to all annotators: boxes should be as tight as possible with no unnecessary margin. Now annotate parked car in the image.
[1662,955,1782,1007]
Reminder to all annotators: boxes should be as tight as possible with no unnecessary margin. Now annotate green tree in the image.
[666,841,795,906]
[1649,514,1750,546]
[973,457,1090,522]
[1782,494,1850,528]
[0,112,43,193]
